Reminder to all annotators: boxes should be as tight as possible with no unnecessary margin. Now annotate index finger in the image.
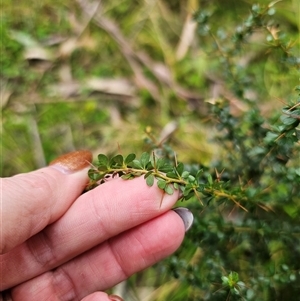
[1,176,181,290]
[1,150,92,254]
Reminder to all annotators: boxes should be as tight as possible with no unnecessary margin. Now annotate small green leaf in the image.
[121,173,134,180]
[264,131,278,144]
[184,191,195,200]
[181,171,190,179]
[207,174,213,185]
[196,169,203,178]
[183,187,192,196]
[176,162,184,175]
[125,153,136,165]
[132,159,143,169]
[145,161,154,170]
[164,184,174,195]
[280,115,298,126]
[157,179,166,190]
[197,183,205,192]
[111,154,124,166]
[88,169,103,181]
[221,276,229,285]
[146,174,155,186]
[188,175,196,182]
[166,171,178,179]
[159,165,173,173]
[173,182,179,189]
[156,157,166,170]
[97,154,109,166]
[140,152,150,167]
[144,170,153,178]
[97,165,109,171]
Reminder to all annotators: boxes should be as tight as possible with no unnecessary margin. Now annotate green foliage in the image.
[158,2,299,300]
[89,1,300,300]
[87,152,197,200]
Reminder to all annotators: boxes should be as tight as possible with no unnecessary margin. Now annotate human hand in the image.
[1,150,193,301]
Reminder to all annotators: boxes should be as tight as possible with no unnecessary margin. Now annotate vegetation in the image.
[2,0,299,300]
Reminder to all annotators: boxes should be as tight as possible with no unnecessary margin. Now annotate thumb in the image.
[1,150,92,254]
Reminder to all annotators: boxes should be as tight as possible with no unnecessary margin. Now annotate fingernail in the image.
[108,295,124,301]
[49,150,93,174]
[173,207,194,232]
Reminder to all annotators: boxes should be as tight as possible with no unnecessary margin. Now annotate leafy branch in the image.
[87,152,202,202]
[86,152,263,211]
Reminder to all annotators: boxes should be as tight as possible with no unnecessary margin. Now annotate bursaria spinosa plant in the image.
[87,152,203,203]
[87,151,259,211]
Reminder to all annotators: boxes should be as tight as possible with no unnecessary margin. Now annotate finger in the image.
[11,210,186,301]
[81,292,124,301]
[1,150,92,254]
[2,176,181,289]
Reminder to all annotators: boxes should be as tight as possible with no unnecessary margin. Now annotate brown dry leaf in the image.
[24,46,54,61]
[176,13,197,61]
[9,30,54,61]
[77,0,203,104]
[48,82,81,98]
[68,12,87,35]
[151,62,173,85]
[41,34,68,46]
[58,64,73,83]
[267,25,281,40]
[85,77,136,96]
[47,63,80,98]
[158,121,178,144]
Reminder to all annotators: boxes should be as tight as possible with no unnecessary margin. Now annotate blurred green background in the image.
[2,0,298,176]
[2,0,214,175]
[1,0,300,300]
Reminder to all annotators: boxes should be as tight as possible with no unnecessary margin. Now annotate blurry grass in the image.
[1,0,215,177]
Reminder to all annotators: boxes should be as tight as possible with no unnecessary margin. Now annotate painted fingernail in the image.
[108,295,124,301]
[49,150,92,174]
[173,207,194,232]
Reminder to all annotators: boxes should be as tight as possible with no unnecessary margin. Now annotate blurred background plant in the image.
[1,0,299,300]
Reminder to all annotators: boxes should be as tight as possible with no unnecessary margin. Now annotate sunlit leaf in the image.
[181,171,190,179]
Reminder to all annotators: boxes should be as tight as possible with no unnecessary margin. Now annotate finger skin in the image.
[11,211,185,301]
[81,292,119,301]
[1,177,181,290]
[1,167,89,254]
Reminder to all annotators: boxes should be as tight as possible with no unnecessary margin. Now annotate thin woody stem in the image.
[104,167,187,186]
